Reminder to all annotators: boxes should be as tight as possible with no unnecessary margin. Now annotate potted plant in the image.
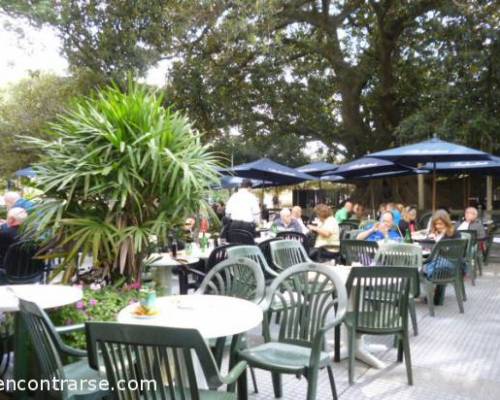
[23,82,221,283]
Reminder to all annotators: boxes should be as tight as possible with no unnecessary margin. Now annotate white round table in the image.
[0,284,83,312]
[118,294,262,390]
[147,253,200,295]
[118,294,263,339]
[0,284,83,400]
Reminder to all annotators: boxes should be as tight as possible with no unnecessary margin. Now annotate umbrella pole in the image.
[432,162,437,212]
[463,177,467,209]
[370,181,375,217]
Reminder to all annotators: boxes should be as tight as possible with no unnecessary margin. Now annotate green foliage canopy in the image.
[24,82,221,281]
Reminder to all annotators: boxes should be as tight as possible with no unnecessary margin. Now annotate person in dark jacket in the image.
[0,207,28,282]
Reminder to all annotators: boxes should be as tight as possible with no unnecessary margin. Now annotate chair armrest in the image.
[59,344,88,358]
[220,361,248,385]
[54,324,87,358]
[179,265,206,278]
[56,324,85,335]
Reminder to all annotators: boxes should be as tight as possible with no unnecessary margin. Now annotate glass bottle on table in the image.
[404,228,413,244]
[171,235,178,258]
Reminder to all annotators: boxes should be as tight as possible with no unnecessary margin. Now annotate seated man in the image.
[335,200,353,224]
[356,211,401,241]
[3,191,34,212]
[274,208,302,232]
[0,208,28,281]
[457,207,486,240]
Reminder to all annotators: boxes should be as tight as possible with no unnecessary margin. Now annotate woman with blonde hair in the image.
[308,203,340,261]
[429,210,460,242]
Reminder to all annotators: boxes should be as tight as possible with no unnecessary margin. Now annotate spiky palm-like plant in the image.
[24,83,221,282]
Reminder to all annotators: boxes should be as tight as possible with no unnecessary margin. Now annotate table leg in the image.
[154,267,173,296]
[13,313,29,400]
[330,334,387,369]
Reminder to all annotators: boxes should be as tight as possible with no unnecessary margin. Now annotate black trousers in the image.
[226,220,257,237]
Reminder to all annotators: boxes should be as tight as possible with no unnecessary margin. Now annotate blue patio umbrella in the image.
[326,157,416,179]
[422,157,500,175]
[296,161,337,177]
[14,167,36,178]
[221,158,316,185]
[213,175,267,190]
[368,137,493,210]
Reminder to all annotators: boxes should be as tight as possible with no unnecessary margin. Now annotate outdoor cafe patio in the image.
[1,107,499,400]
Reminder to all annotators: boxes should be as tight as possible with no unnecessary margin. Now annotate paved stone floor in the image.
[244,258,500,400]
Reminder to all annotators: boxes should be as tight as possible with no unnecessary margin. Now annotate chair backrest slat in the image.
[196,257,265,303]
[275,231,309,251]
[206,244,236,270]
[341,240,379,266]
[86,323,223,400]
[258,237,282,276]
[4,241,45,284]
[426,239,467,282]
[227,245,273,278]
[270,239,311,271]
[19,300,67,399]
[347,267,413,332]
[265,262,348,347]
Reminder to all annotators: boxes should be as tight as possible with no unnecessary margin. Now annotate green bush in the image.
[49,284,147,349]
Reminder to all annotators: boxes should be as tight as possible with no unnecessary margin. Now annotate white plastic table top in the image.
[117,294,263,339]
[0,284,83,312]
[147,253,200,267]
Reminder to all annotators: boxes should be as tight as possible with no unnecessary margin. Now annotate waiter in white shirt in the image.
[225,179,261,236]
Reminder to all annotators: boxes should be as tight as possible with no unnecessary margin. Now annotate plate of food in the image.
[131,304,160,319]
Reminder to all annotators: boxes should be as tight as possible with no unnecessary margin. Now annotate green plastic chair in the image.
[196,257,264,393]
[18,299,107,400]
[86,322,248,400]
[484,227,500,265]
[196,257,265,304]
[343,229,362,240]
[237,262,348,400]
[374,243,422,336]
[269,239,312,271]
[340,240,379,266]
[342,266,414,385]
[421,239,467,316]
[460,229,482,284]
[227,245,278,281]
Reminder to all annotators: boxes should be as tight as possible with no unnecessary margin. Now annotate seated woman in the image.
[399,206,418,236]
[427,210,460,242]
[308,204,340,261]
[356,211,401,241]
[422,210,462,283]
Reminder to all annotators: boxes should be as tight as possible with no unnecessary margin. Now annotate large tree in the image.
[2,0,498,162]
[0,72,93,175]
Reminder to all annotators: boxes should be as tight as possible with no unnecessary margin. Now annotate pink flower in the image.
[89,299,97,306]
[75,300,85,310]
[128,281,141,290]
[89,283,102,291]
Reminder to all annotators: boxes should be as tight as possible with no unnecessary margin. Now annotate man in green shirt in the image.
[335,200,353,224]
